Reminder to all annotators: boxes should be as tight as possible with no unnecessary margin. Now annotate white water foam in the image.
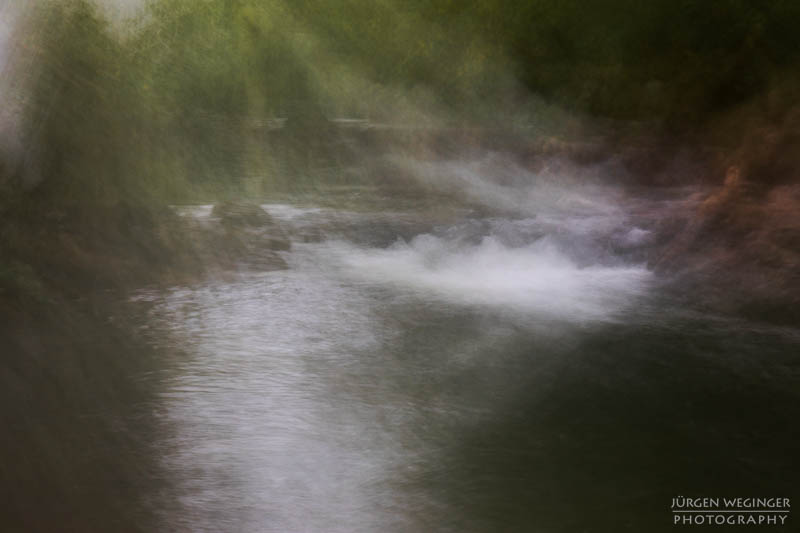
[322,233,651,322]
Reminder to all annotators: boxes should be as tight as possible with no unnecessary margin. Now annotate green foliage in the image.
[461,0,800,122]
[10,0,800,207]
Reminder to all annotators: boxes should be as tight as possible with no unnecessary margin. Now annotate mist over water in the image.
[402,153,626,215]
[310,155,652,323]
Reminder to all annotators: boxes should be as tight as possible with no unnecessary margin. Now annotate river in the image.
[133,158,799,532]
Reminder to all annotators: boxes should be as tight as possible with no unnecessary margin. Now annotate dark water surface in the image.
[132,181,799,532]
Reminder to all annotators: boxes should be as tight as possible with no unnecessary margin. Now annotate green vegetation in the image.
[4,0,798,207]
[469,1,800,122]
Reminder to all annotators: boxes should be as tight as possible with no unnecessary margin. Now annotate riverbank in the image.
[0,197,293,531]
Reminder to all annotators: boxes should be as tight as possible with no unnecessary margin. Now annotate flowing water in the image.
[136,159,799,532]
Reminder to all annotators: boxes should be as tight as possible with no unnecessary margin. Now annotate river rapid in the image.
[134,156,799,532]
